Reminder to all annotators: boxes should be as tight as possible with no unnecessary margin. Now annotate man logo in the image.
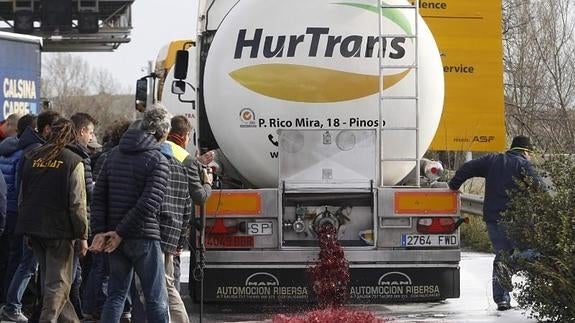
[378,272,412,286]
[245,272,280,286]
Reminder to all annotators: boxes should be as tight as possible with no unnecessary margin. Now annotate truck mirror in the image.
[172,80,186,95]
[174,50,189,80]
[135,78,148,112]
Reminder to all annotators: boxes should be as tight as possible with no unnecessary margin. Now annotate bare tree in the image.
[42,53,92,116]
[41,53,136,137]
[504,0,575,153]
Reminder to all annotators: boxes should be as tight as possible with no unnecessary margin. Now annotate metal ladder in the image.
[378,0,421,186]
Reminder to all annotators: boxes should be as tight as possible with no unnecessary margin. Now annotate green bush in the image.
[502,155,575,321]
[459,214,492,252]
[454,176,492,252]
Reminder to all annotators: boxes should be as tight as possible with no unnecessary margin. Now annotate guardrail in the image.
[460,193,483,217]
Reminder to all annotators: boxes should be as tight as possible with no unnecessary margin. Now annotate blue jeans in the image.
[70,255,83,318]
[0,230,22,302]
[101,239,168,323]
[4,241,38,313]
[82,252,109,316]
[486,222,514,304]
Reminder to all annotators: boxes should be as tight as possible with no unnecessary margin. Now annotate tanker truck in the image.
[0,31,42,119]
[137,0,464,303]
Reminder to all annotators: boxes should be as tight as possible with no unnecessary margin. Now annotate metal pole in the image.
[147,60,154,107]
[199,203,206,323]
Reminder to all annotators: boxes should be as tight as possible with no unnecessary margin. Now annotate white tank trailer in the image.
[145,0,462,304]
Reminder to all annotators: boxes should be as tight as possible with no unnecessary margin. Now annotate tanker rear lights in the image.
[416,217,456,234]
[416,217,469,234]
[204,219,253,248]
[206,218,238,235]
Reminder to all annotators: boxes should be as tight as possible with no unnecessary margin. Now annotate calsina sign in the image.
[2,77,38,117]
[204,0,444,188]
[0,36,41,120]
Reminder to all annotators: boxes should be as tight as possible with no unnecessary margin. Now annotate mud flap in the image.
[191,266,460,303]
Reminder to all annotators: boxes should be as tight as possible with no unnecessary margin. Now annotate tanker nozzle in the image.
[312,207,340,235]
[293,216,306,233]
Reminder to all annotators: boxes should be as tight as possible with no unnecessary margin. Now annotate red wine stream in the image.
[273,224,385,322]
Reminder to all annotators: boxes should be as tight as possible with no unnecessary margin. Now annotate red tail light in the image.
[203,219,253,249]
[206,218,238,235]
[416,217,456,234]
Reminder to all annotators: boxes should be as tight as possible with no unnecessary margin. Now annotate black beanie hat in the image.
[510,135,534,152]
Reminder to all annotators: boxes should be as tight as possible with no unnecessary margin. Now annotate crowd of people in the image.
[0,105,213,323]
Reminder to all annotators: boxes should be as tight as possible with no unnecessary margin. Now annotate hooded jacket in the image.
[0,172,6,236]
[0,136,20,217]
[0,127,44,223]
[91,129,169,240]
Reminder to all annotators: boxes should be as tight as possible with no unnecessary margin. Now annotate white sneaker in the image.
[0,307,29,322]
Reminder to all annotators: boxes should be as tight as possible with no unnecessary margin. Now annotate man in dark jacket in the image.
[1,111,60,322]
[70,113,96,205]
[17,118,88,322]
[0,172,6,291]
[0,172,7,236]
[69,112,98,319]
[90,106,170,323]
[0,114,36,307]
[0,171,6,236]
[82,119,131,320]
[448,135,546,311]
[0,111,60,321]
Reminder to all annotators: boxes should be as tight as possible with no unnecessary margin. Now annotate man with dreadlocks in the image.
[16,118,88,322]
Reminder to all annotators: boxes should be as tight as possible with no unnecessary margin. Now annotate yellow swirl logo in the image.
[230,64,410,103]
[229,2,413,103]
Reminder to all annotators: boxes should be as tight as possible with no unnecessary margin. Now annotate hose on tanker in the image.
[189,165,224,322]
[189,202,206,323]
